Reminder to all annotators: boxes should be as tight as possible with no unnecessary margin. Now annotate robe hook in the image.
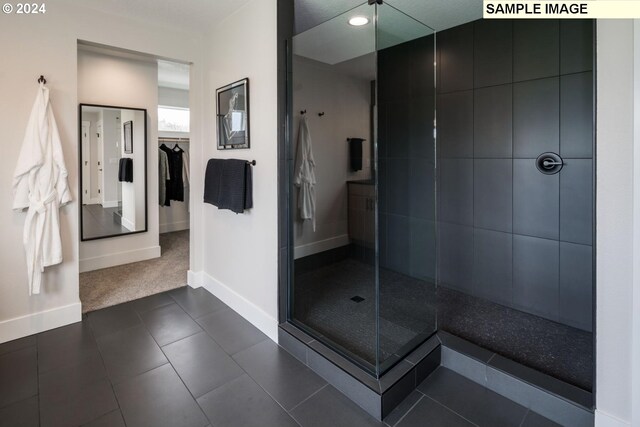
[318,112,325,117]
[246,160,256,166]
[37,75,46,84]
[300,110,307,115]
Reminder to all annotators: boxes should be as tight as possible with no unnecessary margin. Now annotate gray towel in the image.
[204,158,253,213]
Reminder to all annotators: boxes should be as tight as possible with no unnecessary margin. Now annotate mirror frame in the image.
[78,103,148,241]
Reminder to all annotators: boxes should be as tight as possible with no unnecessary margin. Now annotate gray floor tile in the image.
[169,287,226,319]
[521,410,562,427]
[129,292,175,314]
[0,396,39,427]
[0,345,37,408]
[197,307,267,355]
[39,351,106,398]
[291,385,383,427]
[115,364,208,427]
[96,325,168,384]
[397,396,474,427]
[140,303,202,346]
[418,368,528,427]
[383,390,422,427]
[37,321,101,373]
[81,410,126,427]
[197,374,298,427]
[40,378,118,427]
[0,335,36,357]
[233,339,326,411]
[163,332,244,398]
[88,303,142,338]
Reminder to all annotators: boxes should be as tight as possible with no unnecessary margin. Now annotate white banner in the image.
[484,1,640,18]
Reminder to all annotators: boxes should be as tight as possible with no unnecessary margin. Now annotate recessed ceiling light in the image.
[348,16,369,26]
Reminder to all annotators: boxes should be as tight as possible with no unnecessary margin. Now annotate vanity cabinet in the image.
[347,181,375,248]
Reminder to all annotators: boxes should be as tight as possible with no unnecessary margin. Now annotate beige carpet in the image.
[80,230,189,313]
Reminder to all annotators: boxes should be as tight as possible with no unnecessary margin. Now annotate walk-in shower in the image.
[284,0,594,402]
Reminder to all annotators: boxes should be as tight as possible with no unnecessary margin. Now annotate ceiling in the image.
[158,60,190,90]
[78,0,252,33]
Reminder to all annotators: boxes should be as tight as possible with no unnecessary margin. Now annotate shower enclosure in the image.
[285,0,594,398]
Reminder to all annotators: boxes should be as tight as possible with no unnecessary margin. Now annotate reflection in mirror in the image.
[79,104,147,241]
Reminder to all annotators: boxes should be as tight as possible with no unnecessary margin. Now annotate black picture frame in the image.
[216,78,250,149]
[124,120,133,154]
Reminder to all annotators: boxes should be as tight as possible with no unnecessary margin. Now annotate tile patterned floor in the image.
[0,286,559,427]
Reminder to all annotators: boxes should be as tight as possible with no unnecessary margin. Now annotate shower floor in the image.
[293,256,593,391]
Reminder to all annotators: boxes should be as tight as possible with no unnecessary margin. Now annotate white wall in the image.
[190,0,280,341]
[292,55,372,257]
[0,0,203,342]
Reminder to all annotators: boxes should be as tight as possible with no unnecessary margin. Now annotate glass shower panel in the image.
[375,3,437,373]
[289,3,379,374]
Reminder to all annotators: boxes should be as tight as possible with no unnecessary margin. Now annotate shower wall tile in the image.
[513,78,560,158]
[409,158,436,221]
[438,22,474,93]
[386,214,411,275]
[513,235,559,321]
[410,35,436,98]
[513,159,559,240]
[560,72,593,159]
[473,229,513,306]
[474,159,513,233]
[378,157,388,214]
[386,100,411,158]
[474,84,512,158]
[437,91,473,158]
[513,20,559,81]
[410,95,435,161]
[560,242,593,332]
[438,222,474,294]
[386,158,410,216]
[560,159,593,245]
[410,218,436,281]
[560,20,593,74]
[474,19,513,88]
[438,159,473,226]
[379,213,388,268]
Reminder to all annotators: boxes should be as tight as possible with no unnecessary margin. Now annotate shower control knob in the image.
[536,152,564,175]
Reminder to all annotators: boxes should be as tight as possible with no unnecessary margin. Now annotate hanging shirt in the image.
[294,116,316,231]
[159,149,170,206]
[12,83,71,295]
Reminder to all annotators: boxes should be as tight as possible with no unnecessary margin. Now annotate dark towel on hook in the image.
[204,158,253,213]
[349,138,364,171]
[118,158,133,182]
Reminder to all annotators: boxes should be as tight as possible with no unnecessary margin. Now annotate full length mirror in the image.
[79,104,147,241]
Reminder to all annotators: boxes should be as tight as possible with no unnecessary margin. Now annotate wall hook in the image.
[318,112,325,117]
[37,75,46,84]
[300,110,307,115]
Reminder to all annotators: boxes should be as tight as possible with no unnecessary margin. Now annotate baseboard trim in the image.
[160,220,190,234]
[187,270,202,289]
[199,270,278,343]
[102,200,119,208]
[79,245,161,273]
[121,217,135,232]
[294,234,349,259]
[0,302,81,344]
[595,410,631,427]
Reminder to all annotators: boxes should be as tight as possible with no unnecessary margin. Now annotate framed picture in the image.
[217,78,249,149]
[124,120,133,154]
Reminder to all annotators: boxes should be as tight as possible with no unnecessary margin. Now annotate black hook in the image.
[300,110,307,115]
[246,160,256,166]
[37,75,46,84]
[318,112,325,117]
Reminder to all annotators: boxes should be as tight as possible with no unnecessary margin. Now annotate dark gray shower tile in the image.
[513,78,560,159]
[438,22,474,93]
[438,159,473,226]
[386,158,410,216]
[474,159,513,233]
[386,215,410,276]
[410,218,436,282]
[513,159,559,240]
[560,73,593,159]
[513,235,560,321]
[409,158,435,220]
[560,243,593,332]
[474,85,513,158]
[387,100,411,158]
[560,20,593,74]
[379,213,388,268]
[437,91,473,158]
[474,19,513,88]
[560,159,593,245]
[513,20,560,81]
[410,35,436,98]
[473,229,513,306]
[378,157,388,214]
[438,223,474,294]
[409,95,435,161]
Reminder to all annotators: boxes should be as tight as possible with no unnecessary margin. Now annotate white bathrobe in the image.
[294,116,316,231]
[12,83,71,295]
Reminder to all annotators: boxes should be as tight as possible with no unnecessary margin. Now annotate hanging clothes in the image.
[12,82,71,295]
[158,149,170,206]
[294,116,316,231]
[182,150,190,187]
[169,144,185,201]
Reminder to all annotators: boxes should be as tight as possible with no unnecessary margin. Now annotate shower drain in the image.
[350,296,365,303]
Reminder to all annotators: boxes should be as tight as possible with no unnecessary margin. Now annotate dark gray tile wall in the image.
[432,19,594,331]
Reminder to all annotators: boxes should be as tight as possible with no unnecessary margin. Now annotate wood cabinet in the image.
[347,181,375,248]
